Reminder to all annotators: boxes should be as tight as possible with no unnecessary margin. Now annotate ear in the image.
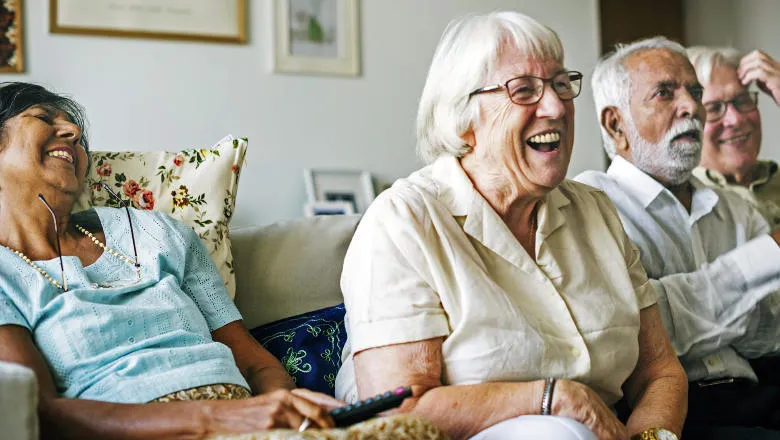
[601,106,629,154]
[460,126,476,148]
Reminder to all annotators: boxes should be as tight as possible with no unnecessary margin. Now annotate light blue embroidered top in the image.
[0,207,248,403]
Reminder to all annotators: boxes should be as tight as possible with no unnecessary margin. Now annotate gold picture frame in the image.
[50,0,247,44]
[273,0,360,76]
[0,0,24,73]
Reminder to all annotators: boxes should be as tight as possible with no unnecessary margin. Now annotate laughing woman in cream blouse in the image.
[334,11,687,440]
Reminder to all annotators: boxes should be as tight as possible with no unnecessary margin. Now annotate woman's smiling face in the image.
[465,48,575,193]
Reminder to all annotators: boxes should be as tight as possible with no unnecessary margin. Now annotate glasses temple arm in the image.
[102,184,140,267]
[37,194,68,291]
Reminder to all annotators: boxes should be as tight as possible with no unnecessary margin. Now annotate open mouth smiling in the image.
[526,131,561,153]
[46,147,75,164]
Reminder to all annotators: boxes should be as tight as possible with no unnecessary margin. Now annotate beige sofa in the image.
[0,214,361,439]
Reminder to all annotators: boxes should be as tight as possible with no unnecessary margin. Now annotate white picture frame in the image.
[272,0,361,76]
[303,201,355,217]
[304,169,375,214]
[50,0,247,44]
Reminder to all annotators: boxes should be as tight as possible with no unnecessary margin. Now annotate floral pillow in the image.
[73,137,248,299]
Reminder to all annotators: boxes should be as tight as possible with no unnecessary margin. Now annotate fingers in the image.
[291,388,346,410]
[283,390,336,429]
[738,50,780,82]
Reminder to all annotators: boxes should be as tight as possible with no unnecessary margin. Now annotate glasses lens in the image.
[734,93,758,113]
[507,77,542,104]
[553,72,582,100]
[704,101,725,121]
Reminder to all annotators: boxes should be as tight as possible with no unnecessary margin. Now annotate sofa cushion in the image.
[250,304,346,395]
[74,138,247,299]
[231,215,360,328]
[0,361,38,440]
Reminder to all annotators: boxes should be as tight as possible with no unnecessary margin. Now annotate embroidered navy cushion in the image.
[250,304,346,396]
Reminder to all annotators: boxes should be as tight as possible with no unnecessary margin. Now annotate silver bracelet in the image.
[541,377,557,416]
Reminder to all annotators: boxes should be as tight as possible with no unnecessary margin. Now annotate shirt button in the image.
[707,358,718,367]
[571,347,581,357]
[128,337,135,343]
[127,319,134,326]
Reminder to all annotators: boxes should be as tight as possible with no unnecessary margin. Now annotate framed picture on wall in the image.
[272,0,361,76]
[50,0,247,44]
[304,169,374,214]
[0,0,23,72]
[303,201,355,217]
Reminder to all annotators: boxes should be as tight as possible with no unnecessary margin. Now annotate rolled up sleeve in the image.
[341,193,451,354]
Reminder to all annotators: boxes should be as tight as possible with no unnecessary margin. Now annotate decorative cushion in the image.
[74,138,247,299]
[250,304,347,395]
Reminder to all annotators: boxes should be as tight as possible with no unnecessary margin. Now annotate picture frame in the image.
[303,201,355,217]
[49,0,247,44]
[304,169,375,214]
[0,0,23,73]
[272,0,360,76]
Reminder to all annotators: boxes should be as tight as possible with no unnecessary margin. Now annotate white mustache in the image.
[665,119,703,144]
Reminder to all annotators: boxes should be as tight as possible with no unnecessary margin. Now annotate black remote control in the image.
[329,386,413,427]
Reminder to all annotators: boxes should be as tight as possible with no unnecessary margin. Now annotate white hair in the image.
[592,37,687,159]
[686,46,742,84]
[415,11,564,163]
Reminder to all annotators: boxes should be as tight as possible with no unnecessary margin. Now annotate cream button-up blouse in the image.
[335,156,657,406]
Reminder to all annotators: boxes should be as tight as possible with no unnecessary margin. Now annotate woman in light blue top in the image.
[0,82,341,438]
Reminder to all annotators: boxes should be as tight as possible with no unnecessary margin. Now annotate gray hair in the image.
[415,11,564,163]
[592,37,687,159]
[686,46,742,84]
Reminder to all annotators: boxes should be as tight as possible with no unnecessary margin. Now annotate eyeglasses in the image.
[703,91,759,122]
[469,71,583,105]
[38,183,140,291]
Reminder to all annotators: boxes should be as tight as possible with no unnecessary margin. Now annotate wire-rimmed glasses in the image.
[469,71,583,105]
[38,184,140,291]
[703,91,759,122]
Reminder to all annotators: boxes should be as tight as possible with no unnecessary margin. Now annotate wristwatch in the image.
[631,428,678,440]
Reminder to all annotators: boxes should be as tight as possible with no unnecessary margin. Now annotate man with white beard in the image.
[575,37,780,435]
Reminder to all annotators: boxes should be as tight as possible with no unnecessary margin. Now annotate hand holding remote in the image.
[329,386,413,427]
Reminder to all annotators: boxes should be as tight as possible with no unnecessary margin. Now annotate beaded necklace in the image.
[5,225,140,291]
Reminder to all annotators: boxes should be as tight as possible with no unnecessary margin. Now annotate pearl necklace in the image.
[6,225,140,291]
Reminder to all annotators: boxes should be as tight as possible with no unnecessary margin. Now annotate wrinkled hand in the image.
[552,380,629,440]
[208,388,339,433]
[739,50,780,106]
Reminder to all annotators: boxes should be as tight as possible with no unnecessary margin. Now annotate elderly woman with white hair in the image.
[333,11,687,440]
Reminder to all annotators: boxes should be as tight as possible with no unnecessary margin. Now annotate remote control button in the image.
[354,401,363,407]
[383,391,392,397]
[395,387,406,395]
[331,408,343,415]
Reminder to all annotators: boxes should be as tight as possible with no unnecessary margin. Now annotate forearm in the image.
[246,362,295,394]
[395,381,544,440]
[40,398,213,440]
[624,373,687,438]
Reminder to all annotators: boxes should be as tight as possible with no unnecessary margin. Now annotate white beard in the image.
[627,117,703,186]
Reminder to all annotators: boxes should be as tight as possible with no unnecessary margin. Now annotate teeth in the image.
[528,132,561,144]
[722,134,750,144]
[48,150,74,163]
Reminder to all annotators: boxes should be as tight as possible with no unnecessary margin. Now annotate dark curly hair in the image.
[0,82,91,170]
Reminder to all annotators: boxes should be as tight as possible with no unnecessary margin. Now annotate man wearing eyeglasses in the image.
[688,47,780,231]
[575,37,780,436]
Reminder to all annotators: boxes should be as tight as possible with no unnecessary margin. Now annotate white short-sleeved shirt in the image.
[576,157,780,382]
[335,156,657,405]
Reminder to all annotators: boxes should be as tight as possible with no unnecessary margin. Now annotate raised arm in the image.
[739,49,780,106]
[0,324,335,439]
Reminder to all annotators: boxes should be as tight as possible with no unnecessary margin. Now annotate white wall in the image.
[685,0,780,163]
[10,0,601,227]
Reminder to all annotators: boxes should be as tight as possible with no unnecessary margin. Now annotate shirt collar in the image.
[606,156,666,208]
[695,160,778,189]
[607,156,721,221]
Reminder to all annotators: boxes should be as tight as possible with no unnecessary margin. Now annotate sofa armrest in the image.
[0,361,39,440]
[231,215,360,329]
